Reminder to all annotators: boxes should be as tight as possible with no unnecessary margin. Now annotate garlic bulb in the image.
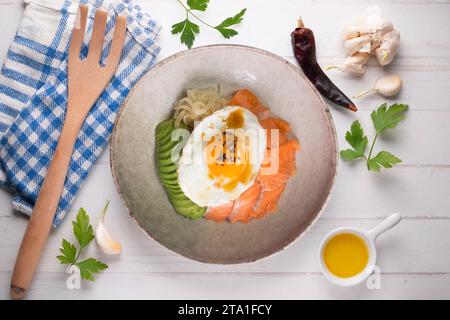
[334,6,400,74]
[354,75,403,98]
[95,201,122,255]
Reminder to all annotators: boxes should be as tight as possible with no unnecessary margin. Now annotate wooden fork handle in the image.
[10,117,81,299]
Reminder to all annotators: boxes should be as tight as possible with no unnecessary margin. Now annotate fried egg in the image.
[178,106,266,207]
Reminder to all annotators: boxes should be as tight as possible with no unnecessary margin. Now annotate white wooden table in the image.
[1,0,449,300]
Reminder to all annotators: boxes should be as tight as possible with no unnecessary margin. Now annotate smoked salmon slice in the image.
[260,118,289,147]
[258,139,300,187]
[271,118,291,133]
[229,183,262,223]
[252,185,286,218]
[205,201,234,222]
[261,117,291,133]
[229,89,270,120]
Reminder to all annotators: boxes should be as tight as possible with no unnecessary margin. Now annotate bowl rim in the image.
[109,44,340,264]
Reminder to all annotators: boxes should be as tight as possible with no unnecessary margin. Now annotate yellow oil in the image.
[323,233,369,278]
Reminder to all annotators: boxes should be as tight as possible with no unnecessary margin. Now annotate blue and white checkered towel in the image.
[0,0,160,227]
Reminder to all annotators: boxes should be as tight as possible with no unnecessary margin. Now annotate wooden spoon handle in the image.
[10,119,80,299]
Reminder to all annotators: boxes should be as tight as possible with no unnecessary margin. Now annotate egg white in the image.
[177,106,267,207]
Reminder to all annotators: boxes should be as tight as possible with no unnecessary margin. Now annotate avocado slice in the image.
[155,119,174,139]
[173,203,207,220]
[155,119,206,219]
[157,147,175,161]
[157,163,177,174]
[156,156,176,168]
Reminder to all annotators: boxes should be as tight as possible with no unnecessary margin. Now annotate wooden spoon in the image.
[10,5,126,299]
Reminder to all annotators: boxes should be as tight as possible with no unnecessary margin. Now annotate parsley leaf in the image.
[215,9,247,39]
[57,239,77,264]
[171,20,186,35]
[76,258,108,282]
[345,120,368,154]
[72,208,94,250]
[368,151,402,172]
[340,149,365,161]
[371,103,408,134]
[173,0,246,48]
[340,103,407,172]
[187,0,209,12]
[182,20,200,49]
[171,19,200,49]
[340,120,368,161]
[57,206,108,281]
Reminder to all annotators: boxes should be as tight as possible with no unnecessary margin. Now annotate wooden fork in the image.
[10,5,126,299]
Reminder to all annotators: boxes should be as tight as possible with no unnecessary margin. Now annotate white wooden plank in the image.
[327,165,450,219]
[139,0,450,59]
[286,57,450,111]
[1,216,449,274]
[333,110,450,165]
[0,272,449,300]
[0,1,18,5]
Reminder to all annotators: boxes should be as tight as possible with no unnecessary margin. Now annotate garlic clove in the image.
[375,75,402,97]
[326,52,369,75]
[343,30,360,41]
[341,63,366,75]
[344,35,371,55]
[95,201,122,255]
[343,52,370,75]
[326,64,365,75]
[354,75,402,98]
[96,222,122,255]
[347,52,370,65]
[375,49,389,65]
[375,30,400,66]
[359,42,372,54]
[370,30,383,51]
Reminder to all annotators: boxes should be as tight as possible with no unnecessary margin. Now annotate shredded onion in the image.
[173,86,227,128]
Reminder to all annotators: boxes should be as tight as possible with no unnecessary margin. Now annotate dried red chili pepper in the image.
[291,19,357,112]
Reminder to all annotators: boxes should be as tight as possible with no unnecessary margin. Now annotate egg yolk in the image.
[205,109,253,192]
[226,108,245,129]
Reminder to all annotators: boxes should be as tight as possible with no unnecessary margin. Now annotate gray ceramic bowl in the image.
[110,45,338,264]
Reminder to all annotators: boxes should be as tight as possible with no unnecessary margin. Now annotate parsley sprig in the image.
[57,208,107,281]
[340,103,408,172]
[172,0,246,49]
